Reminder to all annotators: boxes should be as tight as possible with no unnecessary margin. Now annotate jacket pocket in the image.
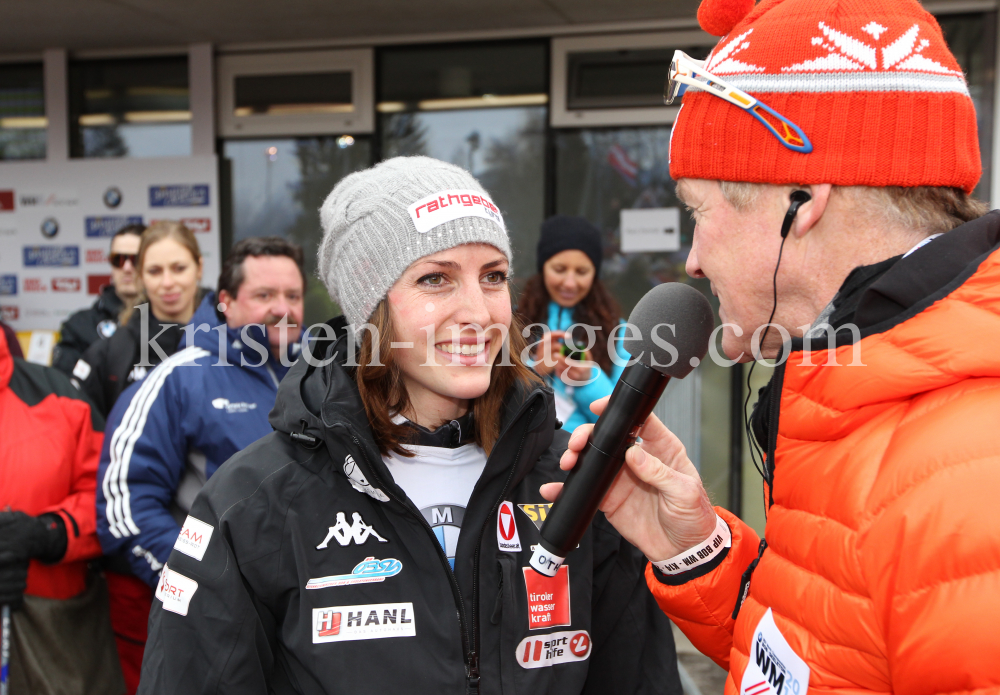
[495,554,520,695]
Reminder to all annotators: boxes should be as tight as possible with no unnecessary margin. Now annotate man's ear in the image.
[790,183,832,239]
[218,289,234,316]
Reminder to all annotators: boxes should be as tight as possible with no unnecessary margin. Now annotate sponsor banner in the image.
[312,602,416,643]
[523,565,571,630]
[52,277,81,293]
[497,501,522,552]
[173,515,215,562]
[306,557,403,589]
[0,191,14,211]
[155,564,198,616]
[23,246,79,267]
[149,184,210,207]
[517,630,591,669]
[1,306,18,321]
[88,274,111,294]
[740,609,810,695]
[153,217,211,233]
[407,189,504,234]
[85,215,144,238]
[19,191,79,207]
[0,275,16,296]
[23,278,46,293]
[86,249,109,264]
[517,503,552,531]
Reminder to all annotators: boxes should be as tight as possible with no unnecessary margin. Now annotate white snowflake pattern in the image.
[706,28,766,74]
[783,21,962,76]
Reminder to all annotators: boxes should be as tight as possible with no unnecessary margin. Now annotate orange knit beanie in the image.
[670,0,982,192]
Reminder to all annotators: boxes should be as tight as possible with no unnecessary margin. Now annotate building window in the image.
[0,62,45,160]
[68,55,190,158]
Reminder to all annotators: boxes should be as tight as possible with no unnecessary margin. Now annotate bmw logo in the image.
[103,187,122,209]
[97,319,117,338]
[40,217,59,238]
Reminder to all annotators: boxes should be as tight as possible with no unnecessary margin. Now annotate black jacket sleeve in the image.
[583,513,682,695]
[138,484,275,695]
[77,339,111,418]
[53,309,98,376]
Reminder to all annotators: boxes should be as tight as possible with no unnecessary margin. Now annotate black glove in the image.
[0,512,68,610]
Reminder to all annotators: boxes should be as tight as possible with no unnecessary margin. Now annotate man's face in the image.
[220,255,305,353]
[110,233,141,300]
[679,179,791,361]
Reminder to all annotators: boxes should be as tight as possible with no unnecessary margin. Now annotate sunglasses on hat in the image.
[664,50,813,154]
[110,253,138,269]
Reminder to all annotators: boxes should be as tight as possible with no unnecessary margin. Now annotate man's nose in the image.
[685,243,705,279]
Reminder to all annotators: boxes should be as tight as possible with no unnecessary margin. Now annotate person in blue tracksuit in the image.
[517,215,629,431]
[95,237,307,692]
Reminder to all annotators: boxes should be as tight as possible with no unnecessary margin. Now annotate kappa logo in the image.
[306,556,403,589]
[516,630,591,669]
[517,503,552,530]
[344,455,390,502]
[317,512,388,549]
[313,602,416,643]
[497,501,521,552]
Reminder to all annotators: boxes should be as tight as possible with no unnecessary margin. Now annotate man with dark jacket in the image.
[53,224,143,378]
[96,237,305,694]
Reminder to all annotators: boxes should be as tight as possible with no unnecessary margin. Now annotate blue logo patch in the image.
[149,184,209,207]
[305,557,403,590]
[0,275,16,296]
[421,505,465,570]
[23,246,79,267]
[85,215,144,238]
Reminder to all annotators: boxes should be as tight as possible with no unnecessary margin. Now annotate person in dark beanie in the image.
[517,215,628,431]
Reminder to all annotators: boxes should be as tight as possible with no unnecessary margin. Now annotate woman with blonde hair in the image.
[75,220,206,418]
[138,157,681,695]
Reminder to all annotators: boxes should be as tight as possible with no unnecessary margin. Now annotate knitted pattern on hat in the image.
[318,156,513,329]
[670,0,981,192]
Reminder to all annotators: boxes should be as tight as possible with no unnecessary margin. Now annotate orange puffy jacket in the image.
[649,217,1000,694]
[0,329,105,599]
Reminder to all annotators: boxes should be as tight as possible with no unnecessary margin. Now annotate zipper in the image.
[764,362,786,510]
[343,391,543,693]
[469,400,538,694]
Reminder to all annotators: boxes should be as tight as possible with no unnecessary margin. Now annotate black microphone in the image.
[528,282,715,576]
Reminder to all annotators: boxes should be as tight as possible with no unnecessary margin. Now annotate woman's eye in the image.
[418,273,445,287]
[483,271,507,284]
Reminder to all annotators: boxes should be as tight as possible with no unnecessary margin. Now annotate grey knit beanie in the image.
[318,156,513,329]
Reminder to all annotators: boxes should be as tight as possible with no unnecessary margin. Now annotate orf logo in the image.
[52,277,81,292]
[496,501,521,552]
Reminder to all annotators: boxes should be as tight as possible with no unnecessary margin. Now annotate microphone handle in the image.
[529,362,670,576]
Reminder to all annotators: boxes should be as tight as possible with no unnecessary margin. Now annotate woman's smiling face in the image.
[386,243,512,419]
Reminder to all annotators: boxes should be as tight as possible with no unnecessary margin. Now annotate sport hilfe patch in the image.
[306,557,403,589]
[517,630,591,669]
[522,565,570,630]
[173,515,214,561]
[312,602,416,643]
[156,564,198,616]
[407,189,504,234]
[740,609,810,695]
[517,503,552,531]
[497,501,522,552]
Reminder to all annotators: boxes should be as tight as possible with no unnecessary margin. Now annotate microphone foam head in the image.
[622,283,715,378]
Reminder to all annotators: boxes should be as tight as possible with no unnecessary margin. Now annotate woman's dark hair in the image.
[516,274,621,376]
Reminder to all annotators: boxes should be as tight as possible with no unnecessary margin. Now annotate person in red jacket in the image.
[0,328,122,692]
[544,0,1000,693]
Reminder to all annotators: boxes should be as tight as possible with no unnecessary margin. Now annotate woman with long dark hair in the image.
[137,157,680,695]
[517,216,628,431]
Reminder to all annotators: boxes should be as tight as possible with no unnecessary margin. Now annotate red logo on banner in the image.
[522,565,571,630]
[182,218,211,233]
[88,275,111,295]
[52,277,81,292]
[0,191,13,211]
[1,306,18,321]
[24,278,46,293]
[86,249,108,264]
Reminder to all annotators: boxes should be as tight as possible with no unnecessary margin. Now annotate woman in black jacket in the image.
[74,221,206,418]
[139,157,682,695]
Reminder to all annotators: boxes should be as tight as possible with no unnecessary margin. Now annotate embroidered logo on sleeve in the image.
[72,359,91,381]
[407,189,504,234]
[155,564,198,616]
[740,609,810,695]
[516,630,590,669]
[497,501,522,552]
[173,515,214,561]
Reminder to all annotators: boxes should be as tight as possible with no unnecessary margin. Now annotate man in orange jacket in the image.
[0,328,123,692]
[544,0,1000,693]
